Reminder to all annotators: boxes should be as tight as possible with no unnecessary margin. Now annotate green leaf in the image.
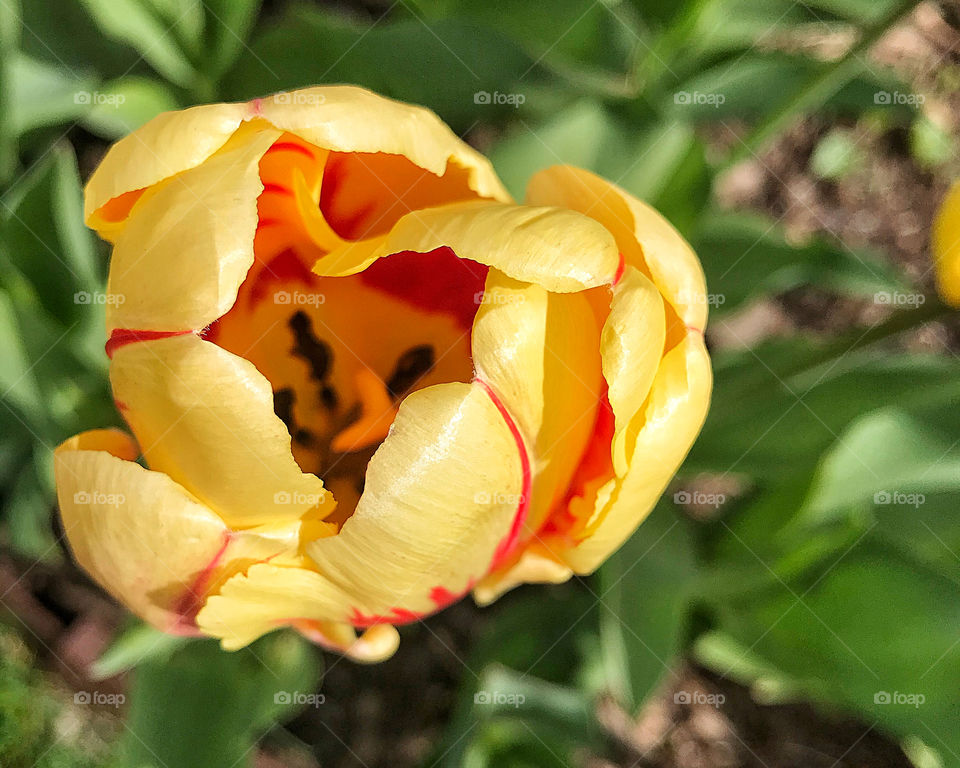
[3,449,56,559]
[122,633,321,768]
[714,542,960,762]
[802,407,960,521]
[18,0,149,82]
[599,502,697,711]
[406,0,621,71]
[7,54,95,136]
[690,210,908,315]
[803,0,909,24]
[0,289,44,422]
[200,0,260,79]
[684,0,845,58]
[91,622,190,680]
[449,665,606,768]
[668,53,909,123]
[0,143,100,325]
[80,76,180,139]
[142,0,205,62]
[0,0,21,183]
[693,630,805,704]
[490,100,626,198]
[428,585,600,767]
[689,352,960,482]
[77,0,197,87]
[474,665,597,732]
[614,121,710,237]
[223,8,539,133]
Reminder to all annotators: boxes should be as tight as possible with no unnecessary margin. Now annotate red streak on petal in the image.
[541,388,615,540]
[687,325,704,336]
[477,378,532,571]
[429,579,475,610]
[350,577,476,629]
[113,399,129,411]
[613,253,625,285]
[349,606,421,628]
[358,247,488,332]
[347,580,477,629]
[105,329,194,359]
[256,217,282,228]
[170,531,233,632]
[261,182,293,196]
[265,141,315,160]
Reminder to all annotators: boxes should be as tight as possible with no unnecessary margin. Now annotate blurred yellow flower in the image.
[54,86,712,662]
[933,180,960,307]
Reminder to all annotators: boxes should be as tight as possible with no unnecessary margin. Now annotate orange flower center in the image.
[209,133,487,522]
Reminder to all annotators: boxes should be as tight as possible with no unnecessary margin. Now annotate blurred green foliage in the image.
[1,0,958,766]
[0,627,119,767]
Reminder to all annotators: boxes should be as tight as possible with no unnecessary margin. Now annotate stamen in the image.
[289,311,332,381]
[320,384,338,410]
[294,429,316,447]
[273,387,296,429]
[273,386,317,446]
[330,368,398,454]
[386,345,435,398]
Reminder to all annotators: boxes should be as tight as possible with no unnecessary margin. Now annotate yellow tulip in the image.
[933,181,960,307]
[54,86,712,662]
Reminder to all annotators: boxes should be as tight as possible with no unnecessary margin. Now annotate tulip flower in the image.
[933,180,960,307]
[54,86,712,662]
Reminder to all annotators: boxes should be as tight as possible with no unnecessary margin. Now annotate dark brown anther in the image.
[320,384,338,410]
[386,345,435,398]
[294,429,316,447]
[289,310,332,381]
[273,387,296,430]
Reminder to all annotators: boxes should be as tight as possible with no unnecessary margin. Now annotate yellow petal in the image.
[54,429,303,633]
[307,380,524,618]
[933,180,960,307]
[471,272,549,442]
[110,334,333,528]
[105,128,281,333]
[86,87,509,242]
[525,165,708,331]
[198,381,524,644]
[562,332,712,573]
[318,200,620,289]
[472,269,604,538]
[473,544,573,606]
[198,564,340,650]
[603,265,667,475]
[291,619,400,663]
[198,568,400,660]
[85,102,249,230]
[256,86,509,202]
